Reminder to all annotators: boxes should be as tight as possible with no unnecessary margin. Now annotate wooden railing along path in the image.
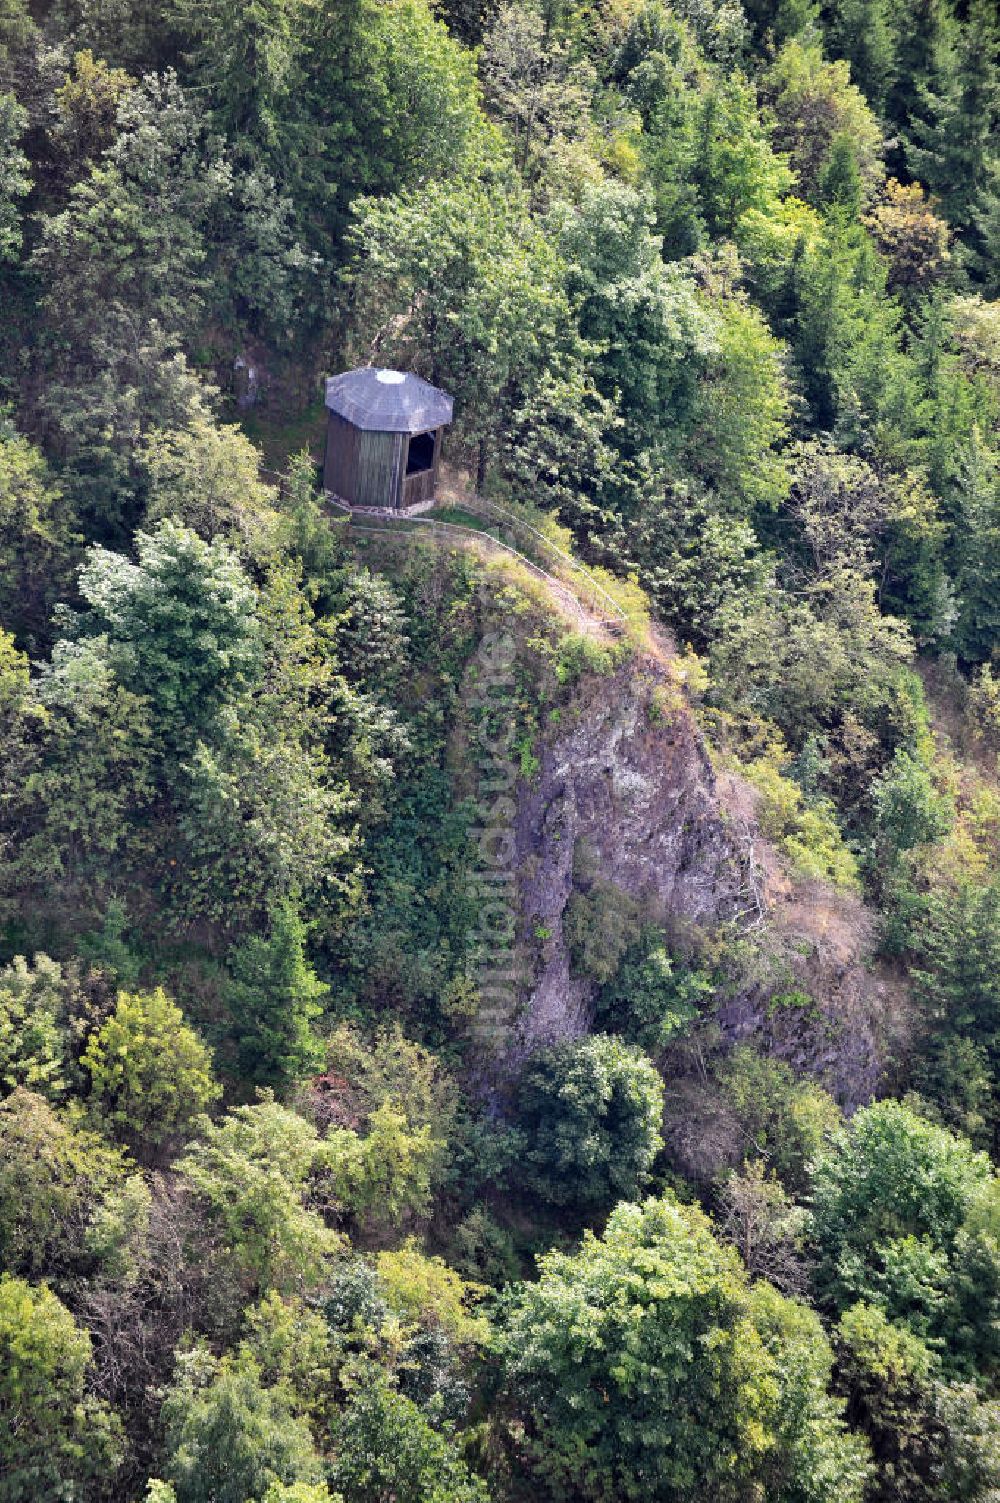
[324,490,629,637]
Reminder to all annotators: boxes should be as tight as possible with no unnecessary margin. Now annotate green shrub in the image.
[597,934,713,1051]
[564,880,642,986]
[555,631,614,685]
[514,1033,664,1210]
[715,1047,841,1195]
[743,752,859,889]
[83,986,220,1152]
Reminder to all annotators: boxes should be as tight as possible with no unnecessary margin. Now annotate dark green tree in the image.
[345,175,578,489]
[0,634,156,932]
[809,1100,1000,1379]
[227,901,327,1094]
[826,0,897,113]
[952,428,1000,662]
[554,178,709,469]
[870,748,954,865]
[0,422,75,647]
[30,73,225,517]
[172,0,304,150]
[596,936,710,1053]
[906,1,999,247]
[835,1302,948,1503]
[883,0,956,149]
[740,0,819,45]
[335,569,409,691]
[76,519,263,752]
[160,1347,324,1503]
[295,0,488,255]
[0,90,28,259]
[835,1301,1000,1503]
[910,879,1000,1146]
[792,213,914,440]
[329,1374,488,1503]
[971,155,1000,294]
[513,1032,664,1210]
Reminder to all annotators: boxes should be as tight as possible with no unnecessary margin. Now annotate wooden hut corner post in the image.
[323,368,454,514]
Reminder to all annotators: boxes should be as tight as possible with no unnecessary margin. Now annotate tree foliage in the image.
[496,1191,867,1503]
[0,1272,123,1502]
[160,1347,325,1503]
[809,1100,1000,1379]
[82,987,220,1152]
[513,1033,664,1211]
[2,0,1000,1495]
[176,1099,341,1295]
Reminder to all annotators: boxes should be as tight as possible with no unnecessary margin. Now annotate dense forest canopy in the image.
[2,0,1000,1499]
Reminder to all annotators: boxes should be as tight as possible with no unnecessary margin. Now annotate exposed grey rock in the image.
[512,659,748,1055]
[501,652,909,1111]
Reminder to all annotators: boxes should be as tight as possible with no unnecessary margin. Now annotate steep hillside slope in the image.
[513,658,749,1048]
[408,536,907,1107]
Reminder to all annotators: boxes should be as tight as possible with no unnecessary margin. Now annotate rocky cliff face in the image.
[712,877,911,1110]
[511,657,750,1053]
[505,650,907,1109]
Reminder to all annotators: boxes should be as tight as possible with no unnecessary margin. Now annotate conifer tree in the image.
[885,0,957,143]
[953,427,1000,663]
[227,900,327,1093]
[906,0,999,244]
[827,0,896,113]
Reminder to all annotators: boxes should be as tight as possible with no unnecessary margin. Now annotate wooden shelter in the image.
[323,367,454,512]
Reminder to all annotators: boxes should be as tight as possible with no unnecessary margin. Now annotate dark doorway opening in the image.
[406,430,435,475]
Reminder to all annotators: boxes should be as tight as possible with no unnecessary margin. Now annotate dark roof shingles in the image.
[324,368,454,433]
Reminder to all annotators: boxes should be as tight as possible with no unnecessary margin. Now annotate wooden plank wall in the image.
[355,428,404,508]
[325,416,447,509]
[323,411,360,499]
[402,464,436,507]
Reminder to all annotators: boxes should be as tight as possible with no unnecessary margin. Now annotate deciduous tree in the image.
[176,1099,341,1295]
[0,1272,123,1502]
[142,417,282,561]
[0,423,75,646]
[160,1347,325,1503]
[82,986,220,1154]
[0,1087,149,1286]
[0,89,28,259]
[76,519,263,751]
[495,1192,867,1502]
[810,1100,1000,1379]
[513,1032,664,1210]
[0,954,69,1100]
[766,37,884,204]
[345,176,578,489]
[329,1373,488,1503]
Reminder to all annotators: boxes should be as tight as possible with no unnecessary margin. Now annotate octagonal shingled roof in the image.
[324,367,454,434]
